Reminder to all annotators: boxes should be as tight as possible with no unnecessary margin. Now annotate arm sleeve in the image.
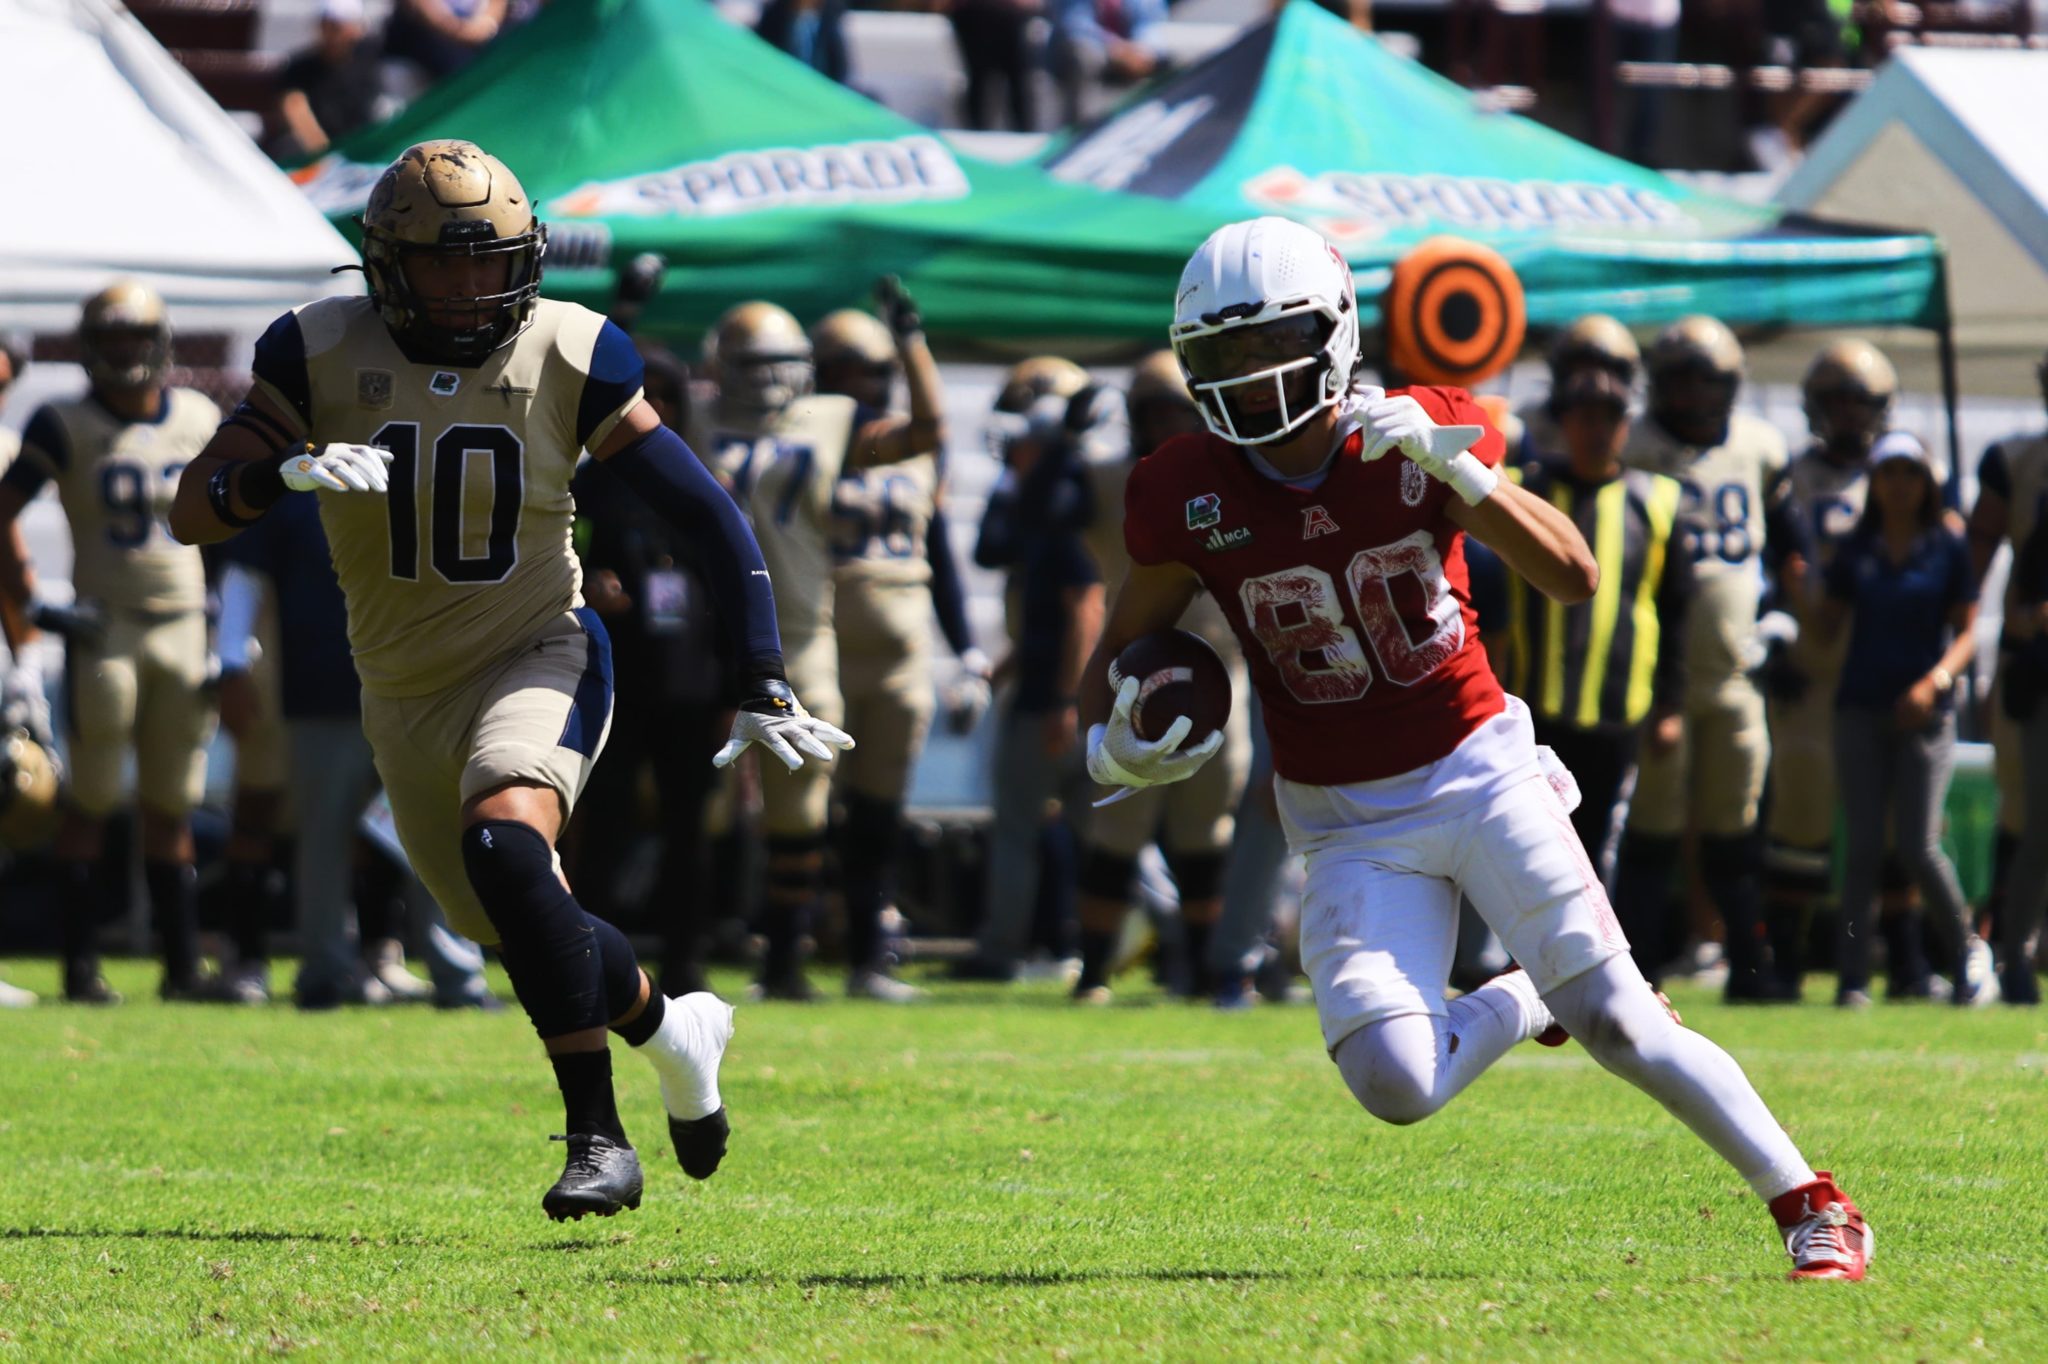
[0,406,66,500]
[601,423,783,681]
[1761,468,1809,580]
[215,563,265,673]
[1978,443,2011,501]
[249,311,313,435]
[925,504,974,657]
[1651,525,1693,711]
[1948,529,1979,607]
[576,319,646,450]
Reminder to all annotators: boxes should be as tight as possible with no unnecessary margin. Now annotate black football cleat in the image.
[64,974,122,1006]
[669,1107,731,1181]
[542,1134,643,1222]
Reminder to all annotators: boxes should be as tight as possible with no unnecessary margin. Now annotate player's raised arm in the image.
[590,398,852,770]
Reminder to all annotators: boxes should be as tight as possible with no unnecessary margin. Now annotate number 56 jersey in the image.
[1124,387,1508,787]
[248,296,643,698]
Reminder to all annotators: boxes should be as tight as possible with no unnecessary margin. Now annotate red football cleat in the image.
[1771,1172,1872,1281]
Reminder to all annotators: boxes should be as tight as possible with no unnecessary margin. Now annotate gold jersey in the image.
[832,450,938,653]
[249,296,643,698]
[14,389,216,613]
[696,395,856,663]
[1622,411,1788,699]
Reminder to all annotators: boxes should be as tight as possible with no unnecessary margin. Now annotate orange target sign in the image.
[1384,237,1526,388]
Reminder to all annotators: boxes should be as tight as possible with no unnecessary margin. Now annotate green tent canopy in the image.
[1041,0,1950,334]
[292,0,1230,348]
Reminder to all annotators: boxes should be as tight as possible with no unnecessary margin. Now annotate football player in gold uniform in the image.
[0,282,221,1004]
[171,141,849,1220]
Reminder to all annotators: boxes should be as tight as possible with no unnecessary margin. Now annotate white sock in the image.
[1333,976,1535,1125]
[1544,956,1817,1201]
[634,992,732,1121]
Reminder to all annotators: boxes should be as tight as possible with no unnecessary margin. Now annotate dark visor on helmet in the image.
[1178,312,1333,384]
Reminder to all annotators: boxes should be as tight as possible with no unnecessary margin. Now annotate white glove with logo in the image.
[1358,395,1497,505]
[713,677,856,772]
[1086,674,1224,792]
[284,443,395,494]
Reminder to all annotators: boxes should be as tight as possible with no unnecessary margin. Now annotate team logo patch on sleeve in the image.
[429,371,461,397]
[1186,493,1222,530]
[357,369,393,409]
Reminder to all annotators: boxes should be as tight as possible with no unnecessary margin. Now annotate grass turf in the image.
[1,959,2044,1362]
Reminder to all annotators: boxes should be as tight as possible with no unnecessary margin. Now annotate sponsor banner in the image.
[1243,166,1695,244]
[545,135,970,219]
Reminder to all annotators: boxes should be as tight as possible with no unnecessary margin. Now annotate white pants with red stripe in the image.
[1281,697,1630,1053]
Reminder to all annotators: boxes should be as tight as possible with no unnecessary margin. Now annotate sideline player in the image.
[1081,217,1870,1281]
[814,292,985,1000]
[0,282,221,1004]
[695,300,930,998]
[170,141,850,1219]
[1615,317,1797,999]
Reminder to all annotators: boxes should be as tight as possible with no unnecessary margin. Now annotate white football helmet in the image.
[1170,217,1360,446]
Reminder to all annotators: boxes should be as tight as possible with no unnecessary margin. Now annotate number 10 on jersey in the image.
[372,420,525,584]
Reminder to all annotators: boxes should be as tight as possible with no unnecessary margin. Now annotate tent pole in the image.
[1934,253,1962,507]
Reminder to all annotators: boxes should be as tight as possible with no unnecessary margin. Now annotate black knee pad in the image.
[461,820,605,1037]
[1077,847,1137,902]
[1163,848,1226,903]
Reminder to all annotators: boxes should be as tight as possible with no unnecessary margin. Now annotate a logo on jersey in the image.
[1186,493,1222,530]
[429,371,461,397]
[1302,505,1340,538]
[1203,526,1254,553]
[1400,461,1429,507]
[357,369,393,410]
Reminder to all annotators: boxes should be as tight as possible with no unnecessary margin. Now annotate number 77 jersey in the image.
[1123,387,1509,786]
[246,295,644,698]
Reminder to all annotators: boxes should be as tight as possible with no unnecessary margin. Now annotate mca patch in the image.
[357,369,393,409]
[1186,493,1222,530]
[429,371,461,397]
[1401,460,1430,507]
[1202,526,1253,553]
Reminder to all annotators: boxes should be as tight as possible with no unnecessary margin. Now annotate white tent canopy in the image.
[1775,48,2048,397]
[0,0,360,334]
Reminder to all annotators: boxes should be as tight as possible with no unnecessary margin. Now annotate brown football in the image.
[1112,629,1231,745]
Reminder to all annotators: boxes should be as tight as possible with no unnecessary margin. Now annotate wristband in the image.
[206,464,262,528]
[236,449,292,511]
[1444,451,1499,506]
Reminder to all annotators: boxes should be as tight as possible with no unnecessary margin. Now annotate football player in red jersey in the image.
[1079,217,1869,1281]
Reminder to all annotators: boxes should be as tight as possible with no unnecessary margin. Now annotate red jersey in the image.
[1124,387,1508,786]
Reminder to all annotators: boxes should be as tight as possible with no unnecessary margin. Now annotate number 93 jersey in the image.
[247,296,643,698]
[1621,412,1788,700]
[1124,387,1508,787]
[10,389,218,613]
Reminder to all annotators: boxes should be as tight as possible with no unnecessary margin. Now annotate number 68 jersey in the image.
[1124,386,1508,787]
[248,296,643,698]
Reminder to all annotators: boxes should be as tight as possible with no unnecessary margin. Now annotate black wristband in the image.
[206,464,261,529]
[236,450,291,511]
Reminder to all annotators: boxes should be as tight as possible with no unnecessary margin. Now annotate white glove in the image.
[1086,674,1224,791]
[943,647,994,734]
[712,678,856,772]
[283,443,395,494]
[1358,396,1497,505]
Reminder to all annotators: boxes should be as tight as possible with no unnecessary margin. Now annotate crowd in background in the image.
[1,270,2045,1013]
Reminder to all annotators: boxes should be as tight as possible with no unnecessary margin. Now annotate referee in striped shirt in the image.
[1496,368,1694,918]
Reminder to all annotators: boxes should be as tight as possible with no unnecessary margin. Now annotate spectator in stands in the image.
[268,0,386,163]
[757,0,852,84]
[948,0,1042,131]
[1049,0,1168,127]
[953,371,1101,981]
[384,0,507,82]
[1819,432,1994,1007]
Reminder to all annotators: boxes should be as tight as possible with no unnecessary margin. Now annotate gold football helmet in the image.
[995,356,1088,415]
[1646,315,1743,446]
[809,309,896,407]
[1547,314,1639,387]
[0,728,59,852]
[1803,339,1897,453]
[706,302,812,417]
[1126,349,1200,454]
[359,140,547,364]
[79,280,171,392]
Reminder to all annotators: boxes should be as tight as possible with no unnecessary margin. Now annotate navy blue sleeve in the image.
[1977,443,2010,501]
[576,319,645,449]
[1947,529,1979,607]
[602,423,782,682]
[925,505,974,657]
[1,406,66,499]
[251,312,311,426]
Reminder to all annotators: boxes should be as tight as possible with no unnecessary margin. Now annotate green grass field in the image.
[2,960,2045,1362]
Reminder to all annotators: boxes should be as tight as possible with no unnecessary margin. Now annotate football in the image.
[1111,628,1231,745]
